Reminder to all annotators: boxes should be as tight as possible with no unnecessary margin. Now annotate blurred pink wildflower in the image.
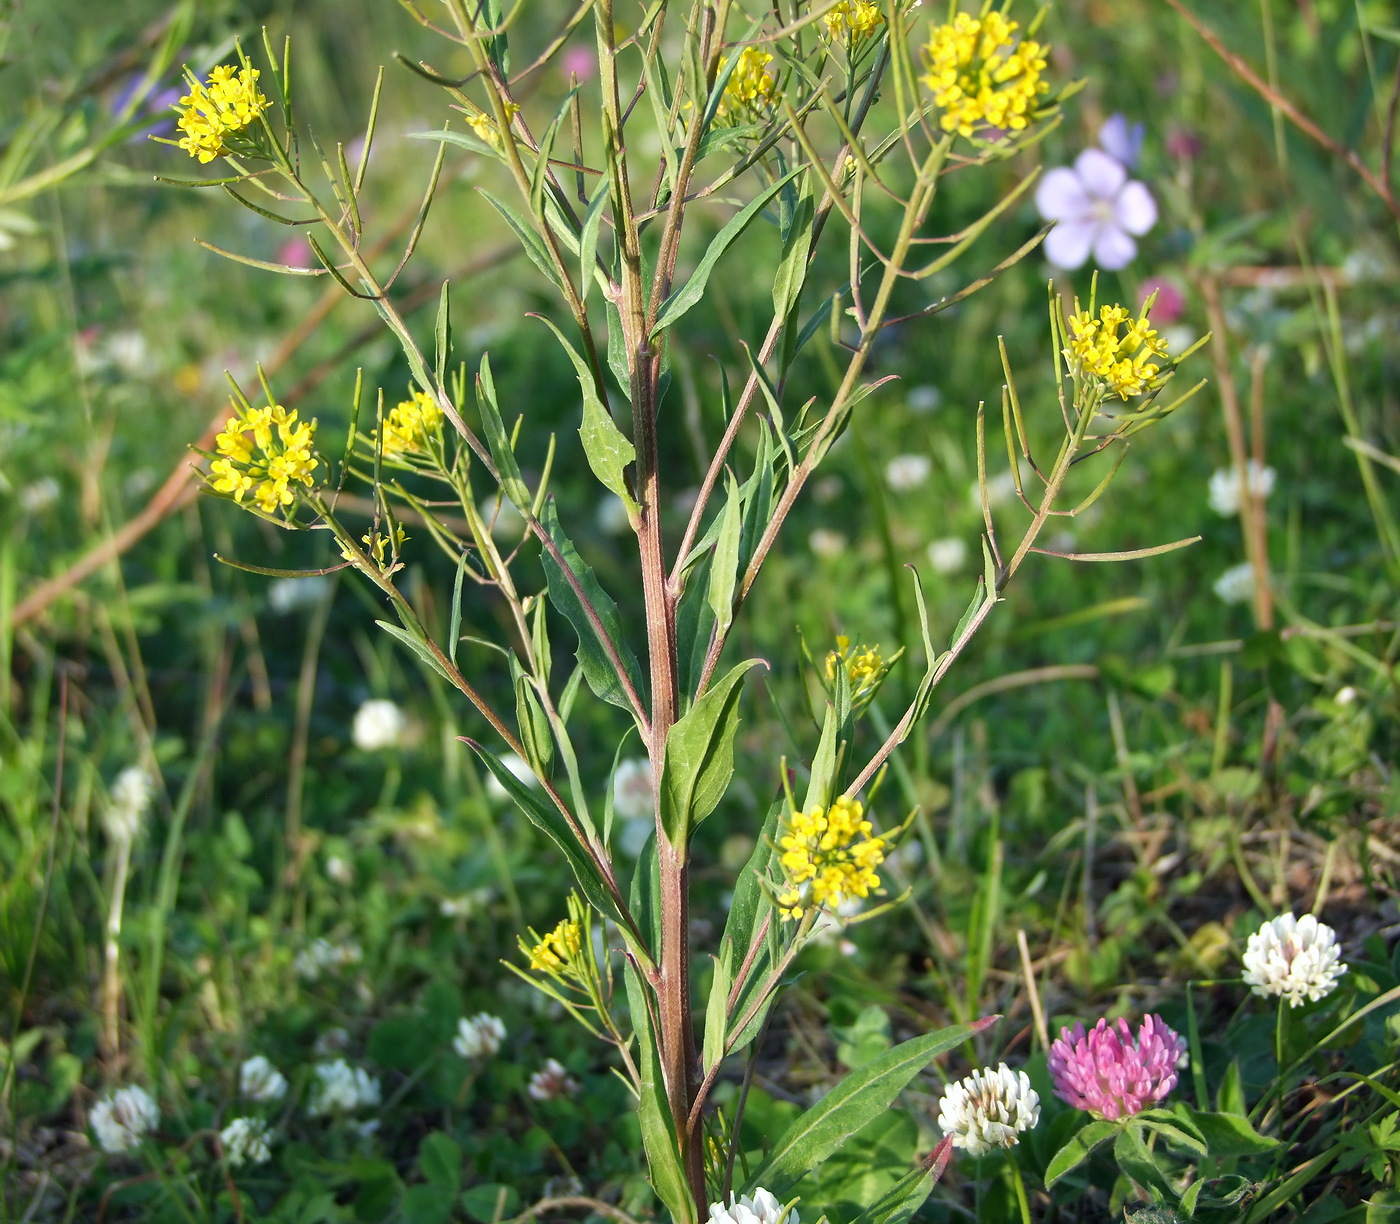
[1035,149,1157,270]
[1048,1015,1186,1120]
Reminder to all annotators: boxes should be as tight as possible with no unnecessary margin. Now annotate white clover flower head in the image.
[936,1063,1040,1156]
[1035,148,1158,270]
[90,1084,160,1153]
[527,1057,580,1101]
[20,477,60,513]
[309,1060,381,1115]
[352,699,406,751]
[707,1188,797,1224]
[325,854,354,885]
[808,528,847,559]
[239,1055,288,1103]
[1208,460,1276,517]
[103,766,154,846]
[267,574,332,614]
[440,888,492,918]
[294,938,363,982]
[313,1027,351,1057]
[927,537,968,575]
[906,384,942,414]
[1242,913,1347,1007]
[485,751,540,800]
[219,1116,272,1167]
[1213,562,1257,606]
[453,1013,507,1060]
[884,453,932,493]
[969,470,1018,510]
[612,758,655,823]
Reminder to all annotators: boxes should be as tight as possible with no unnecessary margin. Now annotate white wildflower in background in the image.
[485,751,539,800]
[312,1027,351,1057]
[352,699,406,751]
[90,1085,160,1153]
[308,1060,381,1115]
[936,1063,1040,1156]
[239,1055,288,1103]
[907,384,942,414]
[1034,148,1157,270]
[808,528,847,559]
[1213,562,1257,605]
[267,574,331,613]
[927,537,968,575]
[440,888,492,918]
[708,1188,797,1224]
[884,454,932,492]
[453,1013,507,1060]
[294,939,363,982]
[612,758,654,823]
[527,1058,580,1101]
[479,494,526,538]
[1335,686,1359,706]
[595,493,632,535]
[618,819,653,858]
[20,477,60,513]
[969,470,1018,510]
[219,1116,272,1167]
[812,475,843,504]
[1242,913,1347,1007]
[324,855,354,885]
[1208,460,1276,517]
[102,766,153,846]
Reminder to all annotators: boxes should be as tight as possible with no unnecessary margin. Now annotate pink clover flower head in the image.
[1242,912,1347,1007]
[1035,149,1157,271]
[1048,1015,1186,1120]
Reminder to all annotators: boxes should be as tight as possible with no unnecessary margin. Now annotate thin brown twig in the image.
[1160,0,1400,218]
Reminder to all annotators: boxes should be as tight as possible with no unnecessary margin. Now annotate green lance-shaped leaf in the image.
[851,1139,954,1224]
[465,740,615,925]
[480,189,565,292]
[658,658,764,847]
[1044,1118,1119,1188]
[701,939,734,1073]
[1178,1107,1278,1158]
[538,499,645,716]
[434,280,451,387]
[376,620,455,686]
[706,470,743,639]
[622,959,695,1224]
[802,694,842,813]
[534,315,637,512]
[475,354,532,511]
[512,669,555,781]
[1112,1123,1174,1203]
[772,170,813,322]
[743,1018,997,1200]
[650,166,804,338]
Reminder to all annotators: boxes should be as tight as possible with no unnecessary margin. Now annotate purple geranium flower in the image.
[1098,114,1144,168]
[1034,148,1157,270]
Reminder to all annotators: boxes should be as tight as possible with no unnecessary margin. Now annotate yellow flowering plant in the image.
[173,3,1204,1220]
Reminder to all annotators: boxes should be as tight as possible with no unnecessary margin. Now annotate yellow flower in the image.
[177,64,270,163]
[1066,301,1171,400]
[921,11,1049,139]
[822,0,883,44]
[528,918,582,972]
[340,525,408,567]
[824,635,888,706]
[777,796,885,920]
[211,401,317,514]
[465,102,521,151]
[716,47,779,123]
[379,390,443,458]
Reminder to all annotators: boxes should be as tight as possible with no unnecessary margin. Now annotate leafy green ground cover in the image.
[1,0,1398,1220]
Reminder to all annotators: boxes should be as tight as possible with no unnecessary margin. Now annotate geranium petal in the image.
[1098,114,1143,168]
[1115,181,1158,235]
[1093,225,1138,271]
[1074,148,1127,200]
[1035,167,1091,221]
[1045,219,1097,269]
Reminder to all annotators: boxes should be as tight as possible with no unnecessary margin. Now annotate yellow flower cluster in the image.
[340,524,408,567]
[822,0,883,44]
[921,12,1048,139]
[177,65,270,163]
[777,796,885,920]
[716,48,778,122]
[824,635,887,706]
[380,390,442,458]
[528,918,582,972]
[1067,304,1170,400]
[465,102,520,151]
[211,403,318,514]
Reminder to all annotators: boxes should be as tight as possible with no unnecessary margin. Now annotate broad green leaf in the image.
[466,740,616,924]
[772,171,813,321]
[1113,1123,1174,1201]
[706,471,743,638]
[474,354,531,510]
[534,315,636,511]
[701,940,734,1072]
[578,176,609,305]
[850,1141,952,1224]
[401,1183,453,1224]
[650,167,804,337]
[419,1132,463,1194]
[1044,1118,1119,1187]
[659,659,763,846]
[460,1184,521,1223]
[623,960,694,1224]
[744,1018,995,1199]
[1180,1107,1278,1157]
[481,190,564,291]
[1136,1107,1207,1156]
[538,499,645,716]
